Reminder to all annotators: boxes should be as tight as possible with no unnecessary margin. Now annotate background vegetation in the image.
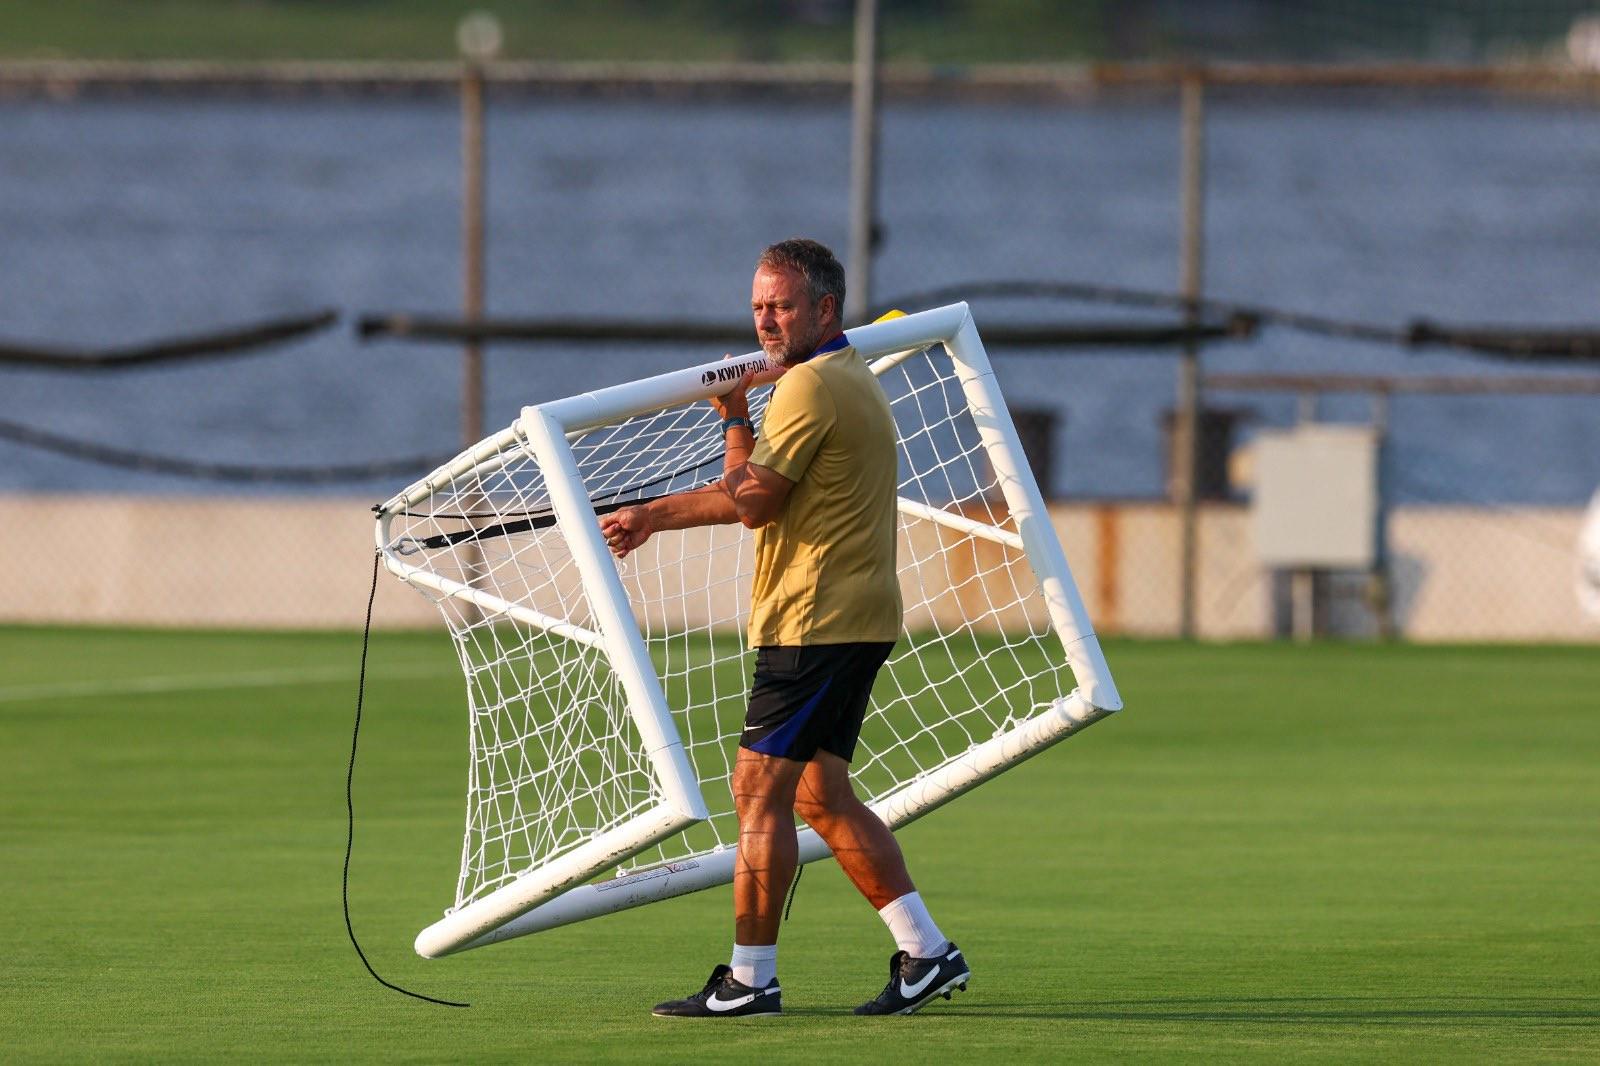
[0,1,1108,63]
[5,1,1589,63]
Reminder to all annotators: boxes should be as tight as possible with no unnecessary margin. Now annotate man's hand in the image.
[600,505,653,558]
[709,361,756,422]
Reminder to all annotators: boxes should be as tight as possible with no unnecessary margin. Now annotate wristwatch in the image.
[721,416,754,435]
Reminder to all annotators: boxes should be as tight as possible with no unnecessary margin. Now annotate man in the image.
[600,239,969,1018]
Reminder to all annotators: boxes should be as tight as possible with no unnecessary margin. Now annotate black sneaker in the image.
[652,964,782,1018]
[854,942,970,1016]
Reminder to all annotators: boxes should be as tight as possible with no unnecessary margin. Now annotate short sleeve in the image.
[749,365,835,483]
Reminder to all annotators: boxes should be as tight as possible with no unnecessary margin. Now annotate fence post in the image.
[1175,72,1207,638]
[846,0,881,326]
[1369,388,1396,639]
[459,19,495,450]
[457,13,499,620]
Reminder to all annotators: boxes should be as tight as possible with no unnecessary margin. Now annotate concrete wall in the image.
[1387,506,1594,641]
[1054,501,1595,642]
[0,496,439,630]
[0,495,1592,641]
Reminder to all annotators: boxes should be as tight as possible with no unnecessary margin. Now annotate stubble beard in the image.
[764,317,827,367]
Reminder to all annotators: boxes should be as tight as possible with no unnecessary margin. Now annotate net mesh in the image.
[385,345,1077,914]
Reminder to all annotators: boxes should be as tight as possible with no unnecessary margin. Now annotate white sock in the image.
[877,891,948,959]
[730,942,778,988]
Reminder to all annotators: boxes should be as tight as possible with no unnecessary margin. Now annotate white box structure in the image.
[1254,424,1380,570]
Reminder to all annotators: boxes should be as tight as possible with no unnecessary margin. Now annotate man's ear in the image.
[819,292,839,326]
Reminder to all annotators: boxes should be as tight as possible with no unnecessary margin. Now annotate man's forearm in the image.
[641,479,740,531]
[642,459,781,532]
[629,416,784,534]
[723,423,754,475]
[705,382,765,521]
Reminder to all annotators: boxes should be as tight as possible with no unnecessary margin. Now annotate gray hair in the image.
[757,238,846,316]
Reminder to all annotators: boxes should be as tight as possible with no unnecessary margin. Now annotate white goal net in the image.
[376,304,1121,957]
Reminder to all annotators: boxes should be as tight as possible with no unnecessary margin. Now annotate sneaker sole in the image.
[652,1011,783,1019]
[894,969,971,1016]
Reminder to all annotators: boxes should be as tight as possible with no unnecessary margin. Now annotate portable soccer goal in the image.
[375,302,1122,959]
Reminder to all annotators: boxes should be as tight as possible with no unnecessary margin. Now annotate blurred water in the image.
[0,93,1595,503]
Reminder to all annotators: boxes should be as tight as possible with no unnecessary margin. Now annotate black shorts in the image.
[740,642,896,763]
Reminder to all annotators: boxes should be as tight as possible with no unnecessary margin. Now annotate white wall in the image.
[0,495,1592,642]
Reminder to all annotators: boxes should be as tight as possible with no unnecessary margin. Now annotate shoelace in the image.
[695,968,733,1001]
[872,951,911,1001]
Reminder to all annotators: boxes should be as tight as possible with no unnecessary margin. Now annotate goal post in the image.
[942,310,1119,711]
[376,302,1122,959]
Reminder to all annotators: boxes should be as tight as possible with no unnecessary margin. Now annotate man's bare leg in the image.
[795,750,968,1015]
[792,750,914,908]
[731,747,807,946]
[649,747,797,1018]
[796,750,950,957]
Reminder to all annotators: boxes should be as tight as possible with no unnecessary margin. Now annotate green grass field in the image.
[2,627,1597,1061]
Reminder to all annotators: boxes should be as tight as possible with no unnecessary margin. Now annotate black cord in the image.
[783,865,804,922]
[344,550,470,1008]
[412,486,693,551]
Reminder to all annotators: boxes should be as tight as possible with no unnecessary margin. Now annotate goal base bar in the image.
[432,687,1116,955]
[414,803,697,959]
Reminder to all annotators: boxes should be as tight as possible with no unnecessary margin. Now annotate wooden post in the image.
[1175,73,1206,639]
[461,60,487,449]
[457,13,500,616]
[1290,389,1315,641]
[457,11,500,449]
[1369,389,1395,639]
[845,0,881,326]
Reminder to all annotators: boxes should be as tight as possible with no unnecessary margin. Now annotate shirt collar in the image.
[798,331,850,362]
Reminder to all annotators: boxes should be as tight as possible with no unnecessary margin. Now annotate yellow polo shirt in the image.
[746,342,902,647]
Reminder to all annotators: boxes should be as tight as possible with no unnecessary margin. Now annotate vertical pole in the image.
[456,13,499,613]
[462,60,487,449]
[1291,570,1315,642]
[845,0,881,326]
[519,408,709,825]
[1175,73,1206,639]
[1290,388,1317,641]
[1369,388,1395,639]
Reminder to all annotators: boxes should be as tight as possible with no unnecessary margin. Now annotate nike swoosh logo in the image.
[707,992,758,1012]
[899,968,940,999]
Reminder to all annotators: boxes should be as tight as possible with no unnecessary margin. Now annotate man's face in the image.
[751,265,835,365]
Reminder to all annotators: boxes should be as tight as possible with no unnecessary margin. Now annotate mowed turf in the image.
[1,628,1596,1062]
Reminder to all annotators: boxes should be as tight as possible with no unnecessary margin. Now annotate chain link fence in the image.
[0,56,1596,638]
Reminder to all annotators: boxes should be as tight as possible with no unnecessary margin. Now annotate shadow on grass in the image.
[906,995,1600,1026]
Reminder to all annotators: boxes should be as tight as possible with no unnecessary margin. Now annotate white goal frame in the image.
[376,302,1122,958]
